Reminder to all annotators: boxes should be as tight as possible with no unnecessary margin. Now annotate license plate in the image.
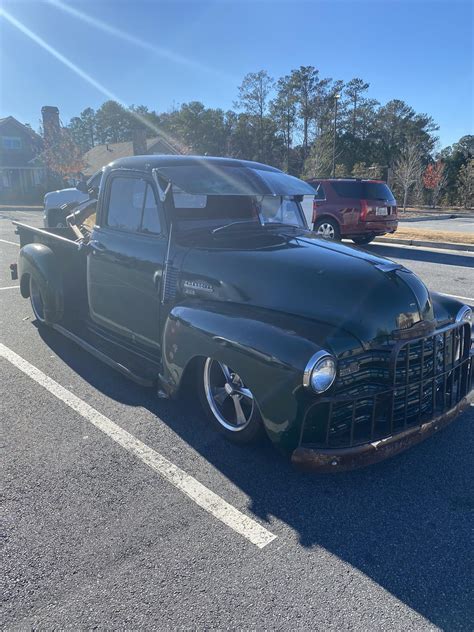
[376,207,388,216]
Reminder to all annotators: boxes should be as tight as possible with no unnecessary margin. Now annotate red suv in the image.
[306,178,398,245]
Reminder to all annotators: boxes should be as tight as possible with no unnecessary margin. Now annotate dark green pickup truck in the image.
[12,156,473,471]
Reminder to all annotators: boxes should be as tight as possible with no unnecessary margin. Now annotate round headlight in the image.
[456,305,472,326]
[304,351,337,393]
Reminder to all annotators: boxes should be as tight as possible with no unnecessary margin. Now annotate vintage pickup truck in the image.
[12,156,473,471]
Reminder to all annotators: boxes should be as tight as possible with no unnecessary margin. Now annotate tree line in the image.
[64,66,473,208]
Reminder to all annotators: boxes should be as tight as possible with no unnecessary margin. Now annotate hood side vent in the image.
[162,265,179,303]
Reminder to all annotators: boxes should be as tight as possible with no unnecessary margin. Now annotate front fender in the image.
[19,243,63,324]
[161,301,359,452]
[431,291,468,325]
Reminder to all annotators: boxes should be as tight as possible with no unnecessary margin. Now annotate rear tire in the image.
[352,234,376,245]
[29,276,47,325]
[197,357,263,444]
[313,218,340,241]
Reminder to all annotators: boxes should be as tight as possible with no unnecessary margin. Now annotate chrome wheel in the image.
[203,359,255,432]
[316,222,336,239]
[30,276,45,323]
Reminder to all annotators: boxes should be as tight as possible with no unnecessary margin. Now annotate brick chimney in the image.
[41,106,60,147]
[132,127,147,156]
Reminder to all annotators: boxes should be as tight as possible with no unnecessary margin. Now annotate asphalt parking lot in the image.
[1,209,473,630]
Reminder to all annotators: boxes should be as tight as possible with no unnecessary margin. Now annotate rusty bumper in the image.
[291,395,472,472]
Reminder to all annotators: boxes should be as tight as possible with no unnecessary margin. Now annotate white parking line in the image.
[441,293,474,304]
[0,238,19,247]
[0,342,276,549]
[0,286,19,291]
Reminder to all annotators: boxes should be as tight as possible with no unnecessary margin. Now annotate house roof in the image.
[82,136,182,176]
[0,116,42,142]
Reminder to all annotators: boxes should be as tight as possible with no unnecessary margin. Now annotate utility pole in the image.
[332,93,340,178]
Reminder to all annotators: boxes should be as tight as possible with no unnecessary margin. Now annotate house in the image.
[81,130,182,177]
[0,114,46,203]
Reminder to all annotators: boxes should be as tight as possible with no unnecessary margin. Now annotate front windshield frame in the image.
[170,193,308,235]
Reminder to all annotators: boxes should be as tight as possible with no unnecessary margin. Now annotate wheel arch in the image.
[18,243,64,324]
[160,302,336,451]
[313,213,341,230]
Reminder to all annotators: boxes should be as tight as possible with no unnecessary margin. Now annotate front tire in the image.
[197,358,263,444]
[313,218,340,240]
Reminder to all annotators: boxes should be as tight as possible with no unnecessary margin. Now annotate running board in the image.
[52,323,156,387]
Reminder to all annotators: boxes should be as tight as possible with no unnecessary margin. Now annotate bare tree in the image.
[344,77,369,137]
[270,75,297,171]
[303,132,335,178]
[456,158,474,208]
[392,140,423,210]
[235,70,274,161]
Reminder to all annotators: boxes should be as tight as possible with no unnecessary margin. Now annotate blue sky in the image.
[1,0,472,149]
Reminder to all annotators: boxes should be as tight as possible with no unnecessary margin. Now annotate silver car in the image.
[43,170,102,228]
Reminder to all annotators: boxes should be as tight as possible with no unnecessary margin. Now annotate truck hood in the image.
[179,230,434,348]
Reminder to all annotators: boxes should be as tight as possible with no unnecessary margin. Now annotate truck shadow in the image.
[38,325,473,630]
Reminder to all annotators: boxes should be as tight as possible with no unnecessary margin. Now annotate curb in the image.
[399,215,458,222]
[374,236,474,253]
[400,214,474,222]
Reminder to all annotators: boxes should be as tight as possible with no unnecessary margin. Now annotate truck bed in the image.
[13,220,89,322]
[13,221,81,250]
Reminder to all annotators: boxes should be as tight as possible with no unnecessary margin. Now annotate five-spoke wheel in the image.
[198,358,263,443]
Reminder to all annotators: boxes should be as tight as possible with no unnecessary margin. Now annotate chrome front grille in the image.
[301,322,472,449]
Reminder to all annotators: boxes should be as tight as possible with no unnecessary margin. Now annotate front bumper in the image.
[292,321,472,472]
[292,395,471,472]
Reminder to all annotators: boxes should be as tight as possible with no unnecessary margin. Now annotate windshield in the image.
[154,164,316,197]
[173,193,306,233]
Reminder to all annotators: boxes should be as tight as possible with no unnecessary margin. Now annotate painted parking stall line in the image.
[0,238,19,247]
[0,286,20,291]
[0,342,276,549]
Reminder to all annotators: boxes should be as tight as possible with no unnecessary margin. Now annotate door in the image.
[87,171,167,349]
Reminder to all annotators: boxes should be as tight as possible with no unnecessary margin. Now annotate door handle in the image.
[89,240,106,252]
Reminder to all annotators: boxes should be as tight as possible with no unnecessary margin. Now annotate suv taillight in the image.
[360,199,368,221]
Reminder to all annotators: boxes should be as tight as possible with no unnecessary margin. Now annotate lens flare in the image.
[47,0,233,82]
[0,8,182,149]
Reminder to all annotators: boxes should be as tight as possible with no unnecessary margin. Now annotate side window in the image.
[107,176,146,232]
[313,183,326,200]
[141,184,162,234]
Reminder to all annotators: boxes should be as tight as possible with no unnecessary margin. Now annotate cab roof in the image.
[104,154,316,197]
[106,154,281,173]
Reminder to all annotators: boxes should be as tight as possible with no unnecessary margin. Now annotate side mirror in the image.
[89,186,99,199]
[76,180,88,193]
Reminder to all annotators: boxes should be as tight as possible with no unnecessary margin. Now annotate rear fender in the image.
[19,243,64,324]
[161,302,355,450]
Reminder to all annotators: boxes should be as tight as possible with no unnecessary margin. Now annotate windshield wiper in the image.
[262,222,303,229]
[212,220,262,234]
